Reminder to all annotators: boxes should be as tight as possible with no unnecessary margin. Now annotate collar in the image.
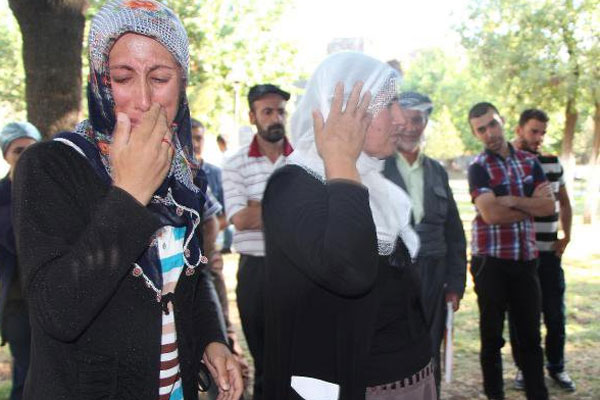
[396,151,424,169]
[248,134,293,158]
[484,142,515,161]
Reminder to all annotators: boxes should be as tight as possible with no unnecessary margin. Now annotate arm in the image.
[554,185,572,256]
[12,143,162,342]
[474,192,529,225]
[222,158,262,231]
[469,162,528,225]
[496,182,555,217]
[263,169,378,298]
[229,202,262,231]
[442,173,467,310]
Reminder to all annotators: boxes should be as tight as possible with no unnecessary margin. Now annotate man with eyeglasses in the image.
[222,84,292,400]
[467,102,553,400]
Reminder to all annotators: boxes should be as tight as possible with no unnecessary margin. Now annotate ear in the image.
[516,125,523,137]
[249,110,256,125]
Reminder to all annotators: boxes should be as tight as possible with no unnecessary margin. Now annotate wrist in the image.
[324,157,360,182]
[113,182,151,206]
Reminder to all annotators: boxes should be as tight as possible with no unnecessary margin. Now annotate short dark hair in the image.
[247,84,290,109]
[468,102,500,121]
[191,118,204,129]
[519,109,549,126]
[216,135,226,144]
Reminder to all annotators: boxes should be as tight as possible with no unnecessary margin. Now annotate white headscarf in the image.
[288,52,419,258]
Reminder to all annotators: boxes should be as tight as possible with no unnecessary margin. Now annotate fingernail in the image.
[116,113,125,123]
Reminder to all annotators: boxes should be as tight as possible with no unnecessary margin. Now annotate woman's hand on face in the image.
[110,103,174,205]
[313,81,372,182]
[203,342,244,400]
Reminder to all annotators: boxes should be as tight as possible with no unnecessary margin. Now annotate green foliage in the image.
[0,6,25,123]
[401,48,487,154]
[457,0,599,159]
[423,106,466,160]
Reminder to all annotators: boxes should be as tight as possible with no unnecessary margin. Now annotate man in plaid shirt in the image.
[467,102,555,400]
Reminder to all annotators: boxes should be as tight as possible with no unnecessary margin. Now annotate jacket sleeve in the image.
[12,143,162,342]
[441,169,467,297]
[262,166,378,298]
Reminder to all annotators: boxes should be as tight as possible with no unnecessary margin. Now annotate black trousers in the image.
[471,256,547,400]
[1,301,31,400]
[236,255,265,400]
[416,256,446,399]
[509,251,567,373]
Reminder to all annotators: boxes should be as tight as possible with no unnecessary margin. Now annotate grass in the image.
[0,179,597,399]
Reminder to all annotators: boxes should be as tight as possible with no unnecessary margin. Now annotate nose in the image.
[133,79,152,112]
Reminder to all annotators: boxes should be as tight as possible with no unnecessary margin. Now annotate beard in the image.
[397,132,423,153]
[258,123,286,143]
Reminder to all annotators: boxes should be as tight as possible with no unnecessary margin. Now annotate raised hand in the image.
[111,103,174,205]
[313,81,372,182]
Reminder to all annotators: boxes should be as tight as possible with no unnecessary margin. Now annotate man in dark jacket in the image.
[383,92,467,398]
[0,122,41,400]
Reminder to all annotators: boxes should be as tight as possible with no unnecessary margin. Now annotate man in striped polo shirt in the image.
[509,109,575,392]
[467,102,555,400]
[222,84,292,400]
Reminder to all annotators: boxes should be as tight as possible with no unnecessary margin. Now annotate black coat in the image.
[12,141,226,400]
[383,156,466,297]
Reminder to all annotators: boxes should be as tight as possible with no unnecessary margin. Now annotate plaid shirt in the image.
[468,144,547,261]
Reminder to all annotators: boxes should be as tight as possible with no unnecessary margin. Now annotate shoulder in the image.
[203,162,221,175]
[514,149,538,163]
[423,156,446,172]
[537,153,560,164]
[470,151,488,167]
[19,140,87,171]
[265,165,322,200]
[223,144,251,166]
[468,152,488,174]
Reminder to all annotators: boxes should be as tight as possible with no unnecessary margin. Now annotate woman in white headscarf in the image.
[262,52,435,400]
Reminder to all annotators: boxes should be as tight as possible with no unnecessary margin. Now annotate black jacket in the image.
[12,141,226,400]
[262,165,431,399]
[383,156,466,296]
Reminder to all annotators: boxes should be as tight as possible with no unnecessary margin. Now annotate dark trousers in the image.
[509,251,566,373]
[416,256,446,399]
[1,301,31,400]
[471,256,548,400]
[236,255,265,400]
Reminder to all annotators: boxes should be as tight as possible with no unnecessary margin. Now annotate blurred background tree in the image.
[8,0,86,138]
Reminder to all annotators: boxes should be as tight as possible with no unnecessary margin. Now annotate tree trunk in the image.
[560,97,578,191]
[8,0,87,139]
[583,100,600,224]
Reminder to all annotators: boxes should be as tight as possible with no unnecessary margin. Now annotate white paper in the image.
[291,375,340,400]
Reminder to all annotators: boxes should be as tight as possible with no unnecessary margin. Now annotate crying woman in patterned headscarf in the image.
[11,1,243,399]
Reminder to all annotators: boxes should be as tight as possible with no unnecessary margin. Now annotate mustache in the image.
[267,123,285,133]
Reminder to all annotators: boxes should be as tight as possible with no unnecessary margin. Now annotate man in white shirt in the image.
[222,84,292,400]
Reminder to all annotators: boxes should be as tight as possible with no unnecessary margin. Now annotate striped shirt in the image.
[468,144,547,261]
[158,226,186,400]
[533,154,564,252]
[222,135,293,256]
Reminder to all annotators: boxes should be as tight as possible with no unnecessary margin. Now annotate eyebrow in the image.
[109,65,176,73]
